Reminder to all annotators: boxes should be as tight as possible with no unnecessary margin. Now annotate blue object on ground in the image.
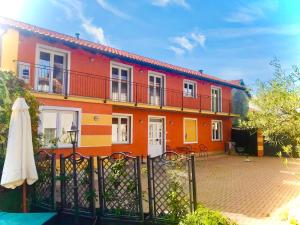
[0,212,56,225]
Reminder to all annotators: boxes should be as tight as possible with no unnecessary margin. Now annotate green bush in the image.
[179,205,237,225]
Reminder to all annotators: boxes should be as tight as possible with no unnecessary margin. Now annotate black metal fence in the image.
[97,153,144,221]
[31,151,197,224]
[147,152,197,223]
[32,150,56,211]
[60,153,96,218]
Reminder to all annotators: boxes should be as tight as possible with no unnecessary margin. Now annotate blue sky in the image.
[1,0,300,88]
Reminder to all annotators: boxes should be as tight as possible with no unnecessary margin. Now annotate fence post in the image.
[51,153,56,210]
[72,154,79,225]
[147,156,154,220]
[97,156,104,217]
[136,156,144,220]
[89,156,96,217]
[60,154,65,211]
[191,154,197,211]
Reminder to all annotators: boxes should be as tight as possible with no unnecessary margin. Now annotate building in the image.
[0,17,246,157]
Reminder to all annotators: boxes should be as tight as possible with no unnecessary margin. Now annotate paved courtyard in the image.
[195,155,300,225]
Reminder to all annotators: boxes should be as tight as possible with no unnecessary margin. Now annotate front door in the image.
[148,117,164,157]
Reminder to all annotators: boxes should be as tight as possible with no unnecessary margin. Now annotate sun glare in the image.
[0,0,25,19]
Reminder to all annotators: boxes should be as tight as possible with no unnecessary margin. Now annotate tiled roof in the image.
[0,16,245,89]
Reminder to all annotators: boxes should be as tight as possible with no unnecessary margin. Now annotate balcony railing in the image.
[17,62,233,114]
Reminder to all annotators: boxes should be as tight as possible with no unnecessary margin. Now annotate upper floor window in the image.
[211,86,222,112]
[149,72,165,106]
[111,62,132,102]
[39,106,80,148]
[36,45,69,94]
[212,120,222,141]
[184,80,196,98]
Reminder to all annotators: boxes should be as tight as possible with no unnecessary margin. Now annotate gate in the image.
[32,150,56,211]
[97,152,144,221]
[147,152,197,223]
[60,153,96,218]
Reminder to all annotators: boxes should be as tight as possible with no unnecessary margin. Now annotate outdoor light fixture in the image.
[68,122,78,145]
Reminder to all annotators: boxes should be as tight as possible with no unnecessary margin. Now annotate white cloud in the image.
[96,0,131,19]
[225,0,278,24]
[51,0,108,45]
[190,33,206,48]
[173,36,194,51]
[169,46,185,56]
[151,0,190,9]
[169,32,206,55]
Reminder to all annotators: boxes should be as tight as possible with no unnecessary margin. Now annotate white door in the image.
[148,117,164,157]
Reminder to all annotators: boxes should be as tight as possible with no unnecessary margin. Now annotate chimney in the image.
[75,33,80,39]
[198,69,203,74]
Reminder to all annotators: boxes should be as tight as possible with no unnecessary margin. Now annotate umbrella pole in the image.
[22,181,28,213]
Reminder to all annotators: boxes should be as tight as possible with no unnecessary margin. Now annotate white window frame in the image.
[211,86,222,112]
[183,118,198,144]
[183,80,197,98]
[148,70,166,106]
[212,120,223,141]
[39,106,81,148]
[110,61,133,102]
[35,44,71,94]
[112,113,133,144]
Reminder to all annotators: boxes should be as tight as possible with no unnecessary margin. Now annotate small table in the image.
[0,212,56,225]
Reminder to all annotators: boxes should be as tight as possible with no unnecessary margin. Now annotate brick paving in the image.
[195,155,300,225]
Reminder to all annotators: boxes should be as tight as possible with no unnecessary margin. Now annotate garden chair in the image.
[198,144,208,157]
[176,146,195,156]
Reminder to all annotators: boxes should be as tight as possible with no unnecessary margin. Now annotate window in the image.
[36,46,68,94]
[212,120,222,141]
[40,107,80,147]
[111,63,132,102]
[184,80,196,98]
[149,73,164,106]
[112,114,132,144]
[211,87,222,112]
[184,118,198,143]
[18,62,30,83]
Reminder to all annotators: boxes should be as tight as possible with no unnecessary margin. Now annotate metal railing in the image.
[18,62,233,114]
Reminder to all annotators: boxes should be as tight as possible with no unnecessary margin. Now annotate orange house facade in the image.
[0,17,246,157]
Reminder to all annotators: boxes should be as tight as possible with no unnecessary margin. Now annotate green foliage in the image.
[0,70,40,155]
[232,89,249,127]
[179,205,237,225]
[241,59,300,156]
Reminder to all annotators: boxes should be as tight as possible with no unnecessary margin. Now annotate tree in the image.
[0,70,40,157]
[241,59,300,157]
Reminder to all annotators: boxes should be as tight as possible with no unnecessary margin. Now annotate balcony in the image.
[17,62,236,116]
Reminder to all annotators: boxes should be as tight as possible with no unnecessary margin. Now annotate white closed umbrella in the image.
[0,97,38,212]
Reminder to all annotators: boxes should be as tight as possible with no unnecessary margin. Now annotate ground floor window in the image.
[112,114,132,144]
[184,118,198,143]
[39,107,80,147]
[212,120,222,141]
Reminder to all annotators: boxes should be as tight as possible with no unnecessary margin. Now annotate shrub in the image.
[179,205,237,225]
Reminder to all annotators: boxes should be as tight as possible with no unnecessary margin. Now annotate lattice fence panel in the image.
[98,153,143,220]
[147,152,197,223]
[60,154,95,218]
[32,151,56,211]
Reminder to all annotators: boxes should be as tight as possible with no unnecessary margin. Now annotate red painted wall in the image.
[16,32,234,156]
[112,106,232,156]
